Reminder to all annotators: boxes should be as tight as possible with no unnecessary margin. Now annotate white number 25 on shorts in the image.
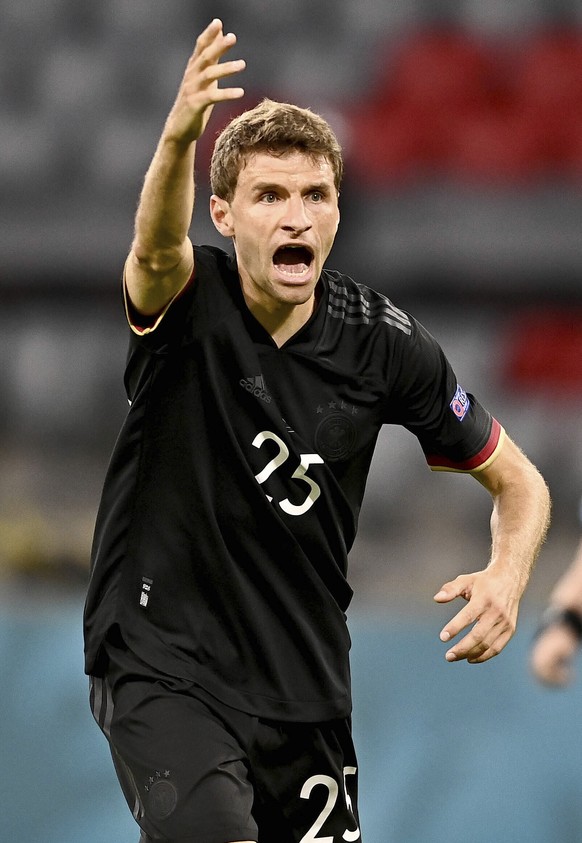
[299,766,361,843]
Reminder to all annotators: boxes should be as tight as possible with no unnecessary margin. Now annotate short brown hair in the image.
[209,99,343,201]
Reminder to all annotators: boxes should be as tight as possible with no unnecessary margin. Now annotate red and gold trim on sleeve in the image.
[427,418,505,473]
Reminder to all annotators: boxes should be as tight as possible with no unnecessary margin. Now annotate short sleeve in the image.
[384,316,504,473]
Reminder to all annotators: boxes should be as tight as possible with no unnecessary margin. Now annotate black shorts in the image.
[90,636,362,843]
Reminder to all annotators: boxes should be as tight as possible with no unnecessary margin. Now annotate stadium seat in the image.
[508,29,582,172]
[343,28,506,185]
[446,104,549,184]
[503,308,582,393]
[343,101,450,187]
[511,29,582,110]
[375,28,501,113]
[560,114,582,180]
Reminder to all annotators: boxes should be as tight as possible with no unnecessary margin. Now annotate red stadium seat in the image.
[376,28,501,113]
[343,102,445,187]
[560,115,582,181]
[446,104,549,185]
[512,30,582,111]
[345,27,582,185]
[343,28,510,186]
[504,309,582,394]
[508,30,582,172]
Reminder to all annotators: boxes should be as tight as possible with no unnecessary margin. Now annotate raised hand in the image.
[165,19,245,145]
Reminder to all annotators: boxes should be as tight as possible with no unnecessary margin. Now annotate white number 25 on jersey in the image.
[252,430,324,516]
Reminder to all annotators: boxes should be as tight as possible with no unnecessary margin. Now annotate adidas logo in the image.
[239,374,272,404]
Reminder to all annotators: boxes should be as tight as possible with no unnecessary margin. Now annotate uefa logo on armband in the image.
[450,384,470,421]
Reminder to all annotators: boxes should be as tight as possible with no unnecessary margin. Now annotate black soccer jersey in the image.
[84,245,503,722]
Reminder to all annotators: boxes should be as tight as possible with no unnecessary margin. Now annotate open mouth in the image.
[273,245,314,277]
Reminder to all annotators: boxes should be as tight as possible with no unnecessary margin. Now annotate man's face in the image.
[211,150,340,314]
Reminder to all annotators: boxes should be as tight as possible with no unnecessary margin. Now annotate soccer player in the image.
[530,533,582,686]
[84,19,551,843]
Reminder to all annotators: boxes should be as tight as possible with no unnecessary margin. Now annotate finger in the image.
[195,18,226,52]
[211,58,247,81]
[204,32,239,68]
[466,628,509,663]
[180,42,245,111]
[205,84,246,104]
[443,625,487,662]
[433,576,472,604]
[185,33,245,96]
[445,633,497,663]
[433,582,455,603]
[183,65,245,103]
[188,19,225,66]
[439,602,482,644]
[443,610,513,662]
[194,27,238,70]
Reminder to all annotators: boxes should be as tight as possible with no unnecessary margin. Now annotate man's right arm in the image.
[125,19,245,318]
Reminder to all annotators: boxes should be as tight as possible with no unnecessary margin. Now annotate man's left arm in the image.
[433,434,551,663]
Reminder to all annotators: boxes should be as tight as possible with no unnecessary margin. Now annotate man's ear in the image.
[210,195,234,237]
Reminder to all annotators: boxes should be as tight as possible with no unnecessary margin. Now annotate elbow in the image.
[131,242,185,276]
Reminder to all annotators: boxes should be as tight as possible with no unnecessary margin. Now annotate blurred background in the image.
[2,1,582,841]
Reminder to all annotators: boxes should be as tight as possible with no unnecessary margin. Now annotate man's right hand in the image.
[165,18,246,145]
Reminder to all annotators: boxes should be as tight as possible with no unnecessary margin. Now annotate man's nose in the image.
[281,195,312,231]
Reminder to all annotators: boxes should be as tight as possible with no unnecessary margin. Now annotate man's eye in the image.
[310,192,323,202]
[261,193,277,203]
